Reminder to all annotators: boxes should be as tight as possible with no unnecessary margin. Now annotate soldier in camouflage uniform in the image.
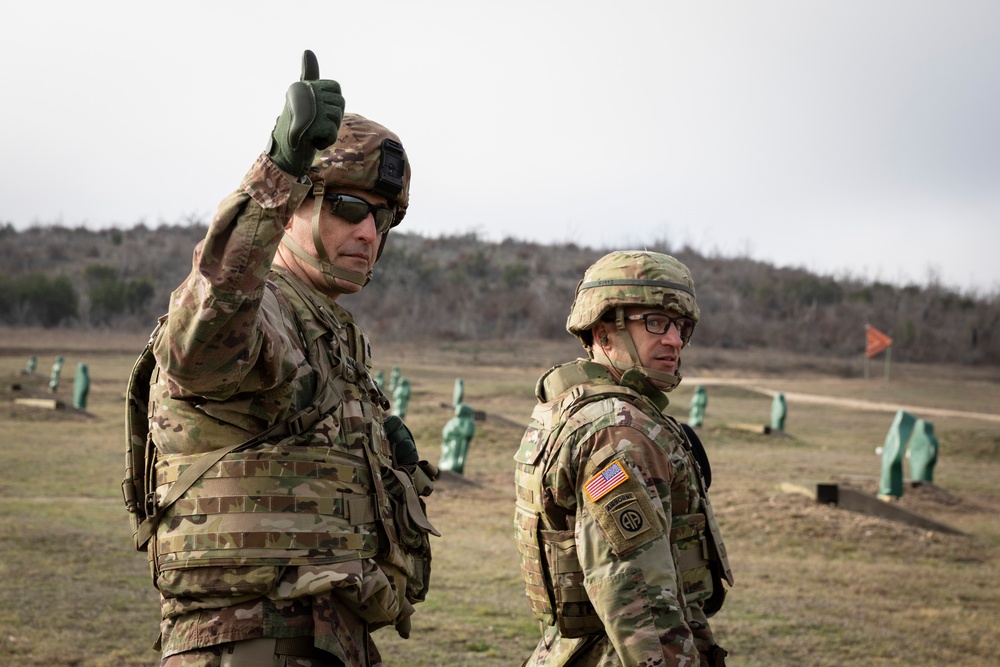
[514,251,733,667]
[136,51,437,667]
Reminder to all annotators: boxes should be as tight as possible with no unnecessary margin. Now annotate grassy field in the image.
[1,327,998,667]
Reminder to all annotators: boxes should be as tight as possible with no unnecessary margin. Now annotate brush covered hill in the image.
[1,222,998,366]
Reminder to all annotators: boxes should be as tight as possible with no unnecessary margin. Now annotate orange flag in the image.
[865,325,893,358]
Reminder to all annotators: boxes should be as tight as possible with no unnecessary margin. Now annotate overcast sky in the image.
[3,0,998,295]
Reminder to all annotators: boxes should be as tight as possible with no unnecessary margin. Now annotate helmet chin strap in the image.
[280,181,372,289]
[612,307,682,392]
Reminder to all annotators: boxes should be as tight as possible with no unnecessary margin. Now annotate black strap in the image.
[681,422,712,490]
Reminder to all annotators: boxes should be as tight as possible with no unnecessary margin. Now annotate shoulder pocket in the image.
[583,455,664,556]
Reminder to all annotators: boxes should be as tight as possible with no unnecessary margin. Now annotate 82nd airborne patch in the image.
[606,492,650,540]
[584,459,660,554]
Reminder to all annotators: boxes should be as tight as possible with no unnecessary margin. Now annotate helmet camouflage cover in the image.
[566,250,700,345]
[308,113,411,225]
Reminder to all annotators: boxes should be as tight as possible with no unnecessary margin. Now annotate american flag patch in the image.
[584,460,629,501]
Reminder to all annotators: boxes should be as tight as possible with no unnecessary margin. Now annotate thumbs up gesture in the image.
[267,50,345,177]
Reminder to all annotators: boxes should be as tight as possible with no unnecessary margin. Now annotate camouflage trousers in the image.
[161,638,346,667]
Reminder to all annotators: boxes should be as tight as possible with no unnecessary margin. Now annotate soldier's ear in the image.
[592,324,610,348]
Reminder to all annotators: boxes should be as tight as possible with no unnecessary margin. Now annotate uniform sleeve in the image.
[569,425,701,666]
[154,154,311,399]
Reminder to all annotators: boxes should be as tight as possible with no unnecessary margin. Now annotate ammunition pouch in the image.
[670,512,715,605]
[543,527,604,637]
[671,511,730,617]
[514,507,603,638]
[380,459,439,605]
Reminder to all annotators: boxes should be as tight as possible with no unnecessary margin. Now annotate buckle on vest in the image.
[144,490,157,518]
[287,404,319,435]
[343,359,358,383]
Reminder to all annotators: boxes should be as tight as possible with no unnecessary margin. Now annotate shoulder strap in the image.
[680,422,712,489]
[567,383,641,405]
[529,371,645,477]
[537,359,617,402]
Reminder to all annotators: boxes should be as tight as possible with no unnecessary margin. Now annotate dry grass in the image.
[1,329,999,666]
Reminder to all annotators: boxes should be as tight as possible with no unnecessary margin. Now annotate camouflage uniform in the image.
[145,146,427,666]
[514,251,732,667]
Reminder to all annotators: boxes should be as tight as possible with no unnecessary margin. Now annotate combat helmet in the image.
[566,250,699,390]
[281,113,411,288]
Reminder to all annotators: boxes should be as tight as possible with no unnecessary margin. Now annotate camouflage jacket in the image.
[514,359,732,666]
[147,154,406,666]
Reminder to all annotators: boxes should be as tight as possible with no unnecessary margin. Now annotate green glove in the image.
[384,415,420,466]
[266,49,345,177]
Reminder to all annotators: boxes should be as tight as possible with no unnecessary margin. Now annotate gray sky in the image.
[3,0,998,295]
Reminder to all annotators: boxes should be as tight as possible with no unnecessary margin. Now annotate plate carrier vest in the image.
[513,360,733,637]
[123,275,437,603]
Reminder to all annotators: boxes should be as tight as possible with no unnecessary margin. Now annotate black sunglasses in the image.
[625,312,696,345]
[323,193,395,234]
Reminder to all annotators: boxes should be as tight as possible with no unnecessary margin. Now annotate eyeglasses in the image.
[323,193,395,234]
[625,312,696,344]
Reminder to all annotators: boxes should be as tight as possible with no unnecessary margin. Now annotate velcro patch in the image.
[586,477,663,556]
[609,499,650,540]
[584,459,629,502]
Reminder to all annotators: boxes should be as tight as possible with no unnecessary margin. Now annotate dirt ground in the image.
[3,330,999,666]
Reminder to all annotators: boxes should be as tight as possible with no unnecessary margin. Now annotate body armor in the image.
[514,359,733,637]
[126,271,435,602]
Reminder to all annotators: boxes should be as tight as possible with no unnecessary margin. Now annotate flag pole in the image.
[865,324,894,382]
